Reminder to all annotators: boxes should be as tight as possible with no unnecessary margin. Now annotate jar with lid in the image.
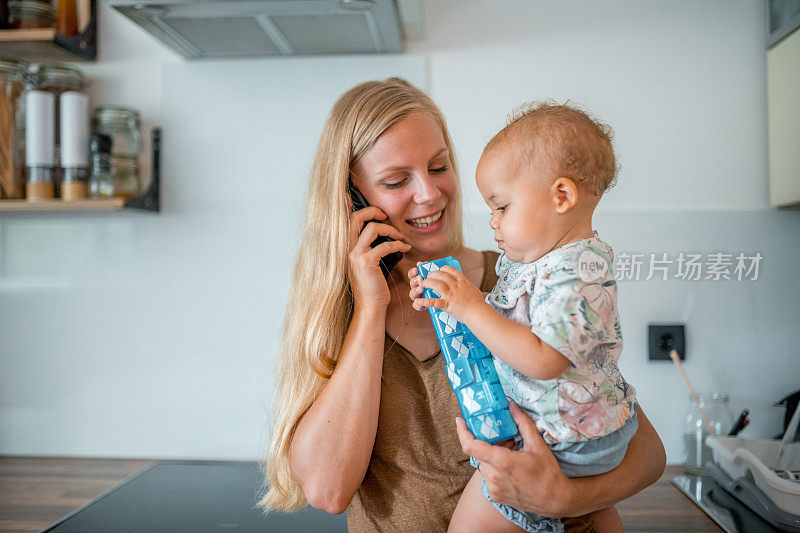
[0,58,28,199]
[683,393,734,474]
[91,106,140,200]
[8,0,55,29]
[30,63,86,196]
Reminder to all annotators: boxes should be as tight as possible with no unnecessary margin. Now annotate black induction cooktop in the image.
[43,460,347,532]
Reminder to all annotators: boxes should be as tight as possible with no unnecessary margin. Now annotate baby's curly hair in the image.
[485,101,618,197]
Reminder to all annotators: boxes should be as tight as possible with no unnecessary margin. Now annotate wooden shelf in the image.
[0,128,162,215]
[0,28,57,42]
[0,198,125,212]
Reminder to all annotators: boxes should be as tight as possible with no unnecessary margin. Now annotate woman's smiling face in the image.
[351,112,458,259]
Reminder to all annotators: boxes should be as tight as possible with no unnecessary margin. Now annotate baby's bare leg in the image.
[592,505,623,533]
[448,470,525,533]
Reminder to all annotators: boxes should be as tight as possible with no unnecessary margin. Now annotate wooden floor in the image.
[0,458,720,532]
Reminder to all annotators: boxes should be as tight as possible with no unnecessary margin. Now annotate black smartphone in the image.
[349,181,403,278]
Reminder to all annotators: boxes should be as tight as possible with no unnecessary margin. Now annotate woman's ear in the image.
[551,177,579,214]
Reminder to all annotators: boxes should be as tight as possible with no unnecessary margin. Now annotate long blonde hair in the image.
[259,78,463,511]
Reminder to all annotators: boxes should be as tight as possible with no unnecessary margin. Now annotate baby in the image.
[409,102,638,533]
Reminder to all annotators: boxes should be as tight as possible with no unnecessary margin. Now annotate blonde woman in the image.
[260,78,666,532]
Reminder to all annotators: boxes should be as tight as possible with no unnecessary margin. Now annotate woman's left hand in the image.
[456,402,574,518]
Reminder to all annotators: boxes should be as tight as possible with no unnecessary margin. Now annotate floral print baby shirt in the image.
[485,235,637,443]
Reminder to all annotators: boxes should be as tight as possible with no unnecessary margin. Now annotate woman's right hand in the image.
[456,402,571,518]
[407,263,428,311]
[457,402,666,518]
[348,206,410,309]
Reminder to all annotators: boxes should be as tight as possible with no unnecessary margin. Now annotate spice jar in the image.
[60,91,88,200]
[682,393,734,474]
[31,63,86,196]
[0,58,27,199]
[8,0,55,29]
[89,132,113,198]
[91,106,140,200]
[24,89,55,199]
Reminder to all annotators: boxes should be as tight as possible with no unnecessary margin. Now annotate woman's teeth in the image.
[407,210,443,228]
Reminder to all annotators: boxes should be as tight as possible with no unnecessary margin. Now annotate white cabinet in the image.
[768,27,800,208]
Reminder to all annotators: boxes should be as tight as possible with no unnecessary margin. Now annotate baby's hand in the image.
[414,265,484,323]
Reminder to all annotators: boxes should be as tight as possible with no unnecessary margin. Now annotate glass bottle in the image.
[89,132,113,198]
[91,106,140,200]
[56,0,78,36]
[683,393,734,474]
[0,58,28,199]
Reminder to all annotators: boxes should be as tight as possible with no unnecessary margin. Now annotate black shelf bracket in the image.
[52,0,97,60]
[125,128,161,212]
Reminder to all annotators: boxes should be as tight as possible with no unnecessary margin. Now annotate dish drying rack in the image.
[703,401,800,532]
[778,470,800,482]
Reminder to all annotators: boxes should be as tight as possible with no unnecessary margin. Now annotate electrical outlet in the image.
[648,324,685,361]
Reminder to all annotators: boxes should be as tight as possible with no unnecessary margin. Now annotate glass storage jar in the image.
[0,58,28,199]
[31,63,86,196]
[683,393,734,474]
[91,106,141,200]
[8,0,54,29]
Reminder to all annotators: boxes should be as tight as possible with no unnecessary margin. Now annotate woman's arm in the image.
[288,304,386,514]
[288,207,410,514]
[457,403,666,518]
[559,407,665,516]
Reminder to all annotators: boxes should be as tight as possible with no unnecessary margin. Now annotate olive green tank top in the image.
[345,250,593,532]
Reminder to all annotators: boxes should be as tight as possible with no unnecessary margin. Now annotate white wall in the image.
[1,0,798,465]
[418,1,770,213]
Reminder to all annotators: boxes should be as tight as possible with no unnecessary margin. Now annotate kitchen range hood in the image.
[108,0,414,59]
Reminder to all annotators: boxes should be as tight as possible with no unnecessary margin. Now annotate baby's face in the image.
[476,149,561,263]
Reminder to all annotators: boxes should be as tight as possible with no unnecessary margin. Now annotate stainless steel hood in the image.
[108,0,409,59]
